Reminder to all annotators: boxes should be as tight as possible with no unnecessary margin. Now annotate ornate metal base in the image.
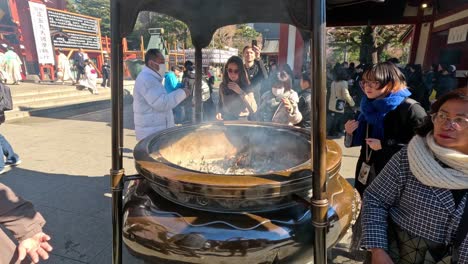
[123,176,357,264]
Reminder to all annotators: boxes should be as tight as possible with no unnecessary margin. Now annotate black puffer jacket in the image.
[297,88,311,128]
[435,74,458,99]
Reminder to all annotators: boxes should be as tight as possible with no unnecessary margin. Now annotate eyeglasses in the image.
[431,112,468,131]
[227,68,239,74]
[359,80,381,89]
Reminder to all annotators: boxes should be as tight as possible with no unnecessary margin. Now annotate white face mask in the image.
[158,63,167,76]
[272,87,284,97]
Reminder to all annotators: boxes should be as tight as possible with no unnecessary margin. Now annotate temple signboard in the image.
[46,8,102,51]
[29,2,55,64]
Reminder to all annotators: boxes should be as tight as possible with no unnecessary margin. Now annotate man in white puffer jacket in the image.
[133,49,190,141]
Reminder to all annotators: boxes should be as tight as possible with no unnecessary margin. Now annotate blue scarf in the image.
[354,88,411,145]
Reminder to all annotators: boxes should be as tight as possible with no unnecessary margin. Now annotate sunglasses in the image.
[227,68,239,74]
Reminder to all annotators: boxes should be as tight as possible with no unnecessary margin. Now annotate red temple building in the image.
[0,0,105,80]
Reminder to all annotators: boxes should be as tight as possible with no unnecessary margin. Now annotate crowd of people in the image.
[132,46,467,263]
[327,58,459,139]
[132,44,314,141]
[0,46,111,97]
[1,43,462,263]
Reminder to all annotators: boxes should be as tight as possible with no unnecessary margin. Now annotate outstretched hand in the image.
[18,232,53,263]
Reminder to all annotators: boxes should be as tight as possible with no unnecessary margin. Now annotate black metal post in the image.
[110,0,124,263]
[194,46,203,123]
[311,0,328,263]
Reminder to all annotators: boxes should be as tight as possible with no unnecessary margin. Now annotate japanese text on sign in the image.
[29,2,55,64]
[53,32,101,50]
[48,10,98,34]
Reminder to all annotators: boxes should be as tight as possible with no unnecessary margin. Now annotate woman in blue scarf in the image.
[344,62,427,196]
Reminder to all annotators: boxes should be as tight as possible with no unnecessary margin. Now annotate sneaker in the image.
[5,159,22,167]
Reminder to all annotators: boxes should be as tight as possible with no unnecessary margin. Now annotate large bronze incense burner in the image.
[123,122,359,263]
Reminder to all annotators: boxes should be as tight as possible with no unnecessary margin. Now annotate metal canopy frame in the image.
[110,0,407,263]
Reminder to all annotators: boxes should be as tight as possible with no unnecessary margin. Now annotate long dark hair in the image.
[415,88,468,136]
[221,56,250,94]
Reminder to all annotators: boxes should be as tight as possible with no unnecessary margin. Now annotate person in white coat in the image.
[4,47,22,85]
[56,49,75,84]
[133,49,190,141]
[327,69,355,137]
[78,59,98,94]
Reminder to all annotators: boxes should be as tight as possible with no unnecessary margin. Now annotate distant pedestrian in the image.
[434,64,458,100]
[79,60,98,94]
[0,44,8,83]
[74,48,88,83]
[56,49,75,85]
[0,133,21,174]
[165,65,184,123]
[181,61,195,123]
[297,72,312,128]
[4,47,22,85]
[101,56,110,88]
[328,69,355,138]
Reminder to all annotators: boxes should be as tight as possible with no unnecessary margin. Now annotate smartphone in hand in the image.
[252,39,257,47]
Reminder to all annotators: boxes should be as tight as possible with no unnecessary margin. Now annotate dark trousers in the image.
[326,111,344,136]
[101,72,110,87]
[173,104,183,124]
[75,65,85,82]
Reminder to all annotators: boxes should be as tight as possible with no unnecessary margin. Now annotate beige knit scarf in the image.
[407,133,468,189]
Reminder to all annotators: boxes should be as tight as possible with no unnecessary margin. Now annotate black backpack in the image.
[0,83,13,111]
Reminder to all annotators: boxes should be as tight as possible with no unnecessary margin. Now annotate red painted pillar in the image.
[409,7,424,64]
[294,30,304,76]
[278,24,289,67]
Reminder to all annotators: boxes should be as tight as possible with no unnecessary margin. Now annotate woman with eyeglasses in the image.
[344,62,427,197]
[216,56,257,121]
[361,88,468,263]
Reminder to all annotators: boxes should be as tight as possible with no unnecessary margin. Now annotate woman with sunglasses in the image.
[344,62,427,196]
[216,56,257,121]
[361,88,468,263]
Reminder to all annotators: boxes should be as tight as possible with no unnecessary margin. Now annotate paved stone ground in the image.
[0,85,364,263]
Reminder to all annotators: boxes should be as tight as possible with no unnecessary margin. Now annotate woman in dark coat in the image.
[216,56,257,121]
[344,62,427,196]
